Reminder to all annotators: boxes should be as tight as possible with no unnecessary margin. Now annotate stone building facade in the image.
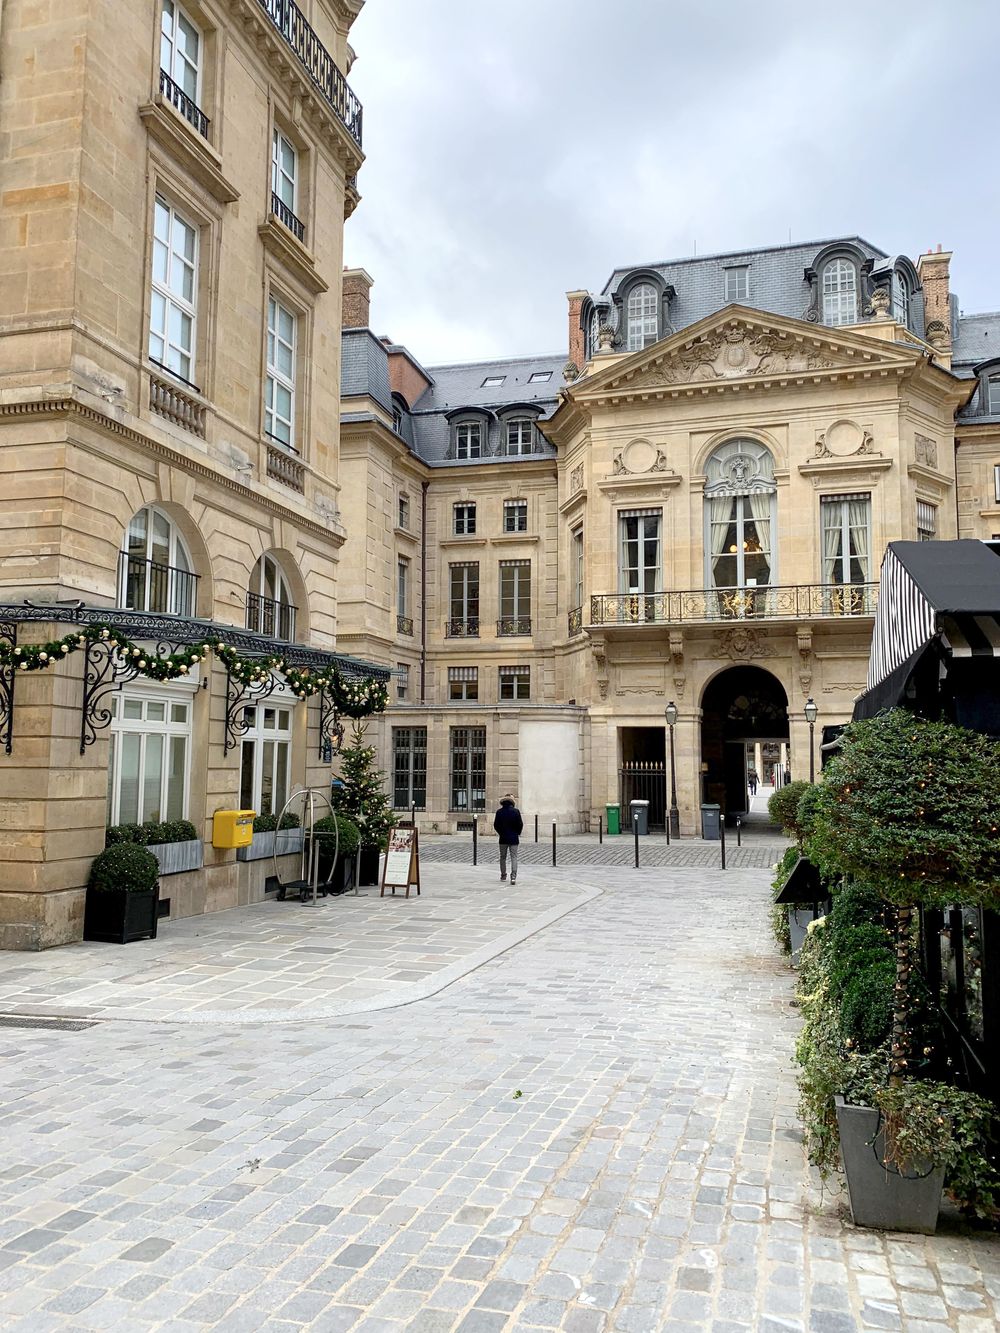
[0,0,373,948]
[338,240,1000,835]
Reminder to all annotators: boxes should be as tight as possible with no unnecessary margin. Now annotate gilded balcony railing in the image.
[445,618,479,638]
[256,0,362,147]
[589,582,878,627]
[567,605,583,635]
[397,614,413,636]
[497,616,531,637]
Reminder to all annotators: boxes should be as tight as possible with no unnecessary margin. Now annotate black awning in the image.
[889,540,1000,614]
[853,642,935,721]
[774,854,826,905]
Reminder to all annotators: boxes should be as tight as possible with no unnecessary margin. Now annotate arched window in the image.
[626,282,658,351]
[505,419,534,456]
[588,308,601,360]
[246,553,297,642]
[119,506,196,615]
[821,259,858,326]
[891,269,909,325]
[703,440,777,610]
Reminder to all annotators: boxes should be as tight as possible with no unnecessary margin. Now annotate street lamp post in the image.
[665,701,680,838]
[804,697,818,783]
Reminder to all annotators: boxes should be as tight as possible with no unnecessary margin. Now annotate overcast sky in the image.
[343,0,1000,367]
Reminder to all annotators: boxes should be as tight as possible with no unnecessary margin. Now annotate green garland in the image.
[0,621,387,718]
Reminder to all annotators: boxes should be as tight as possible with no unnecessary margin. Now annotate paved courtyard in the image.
[1,858,998,1332]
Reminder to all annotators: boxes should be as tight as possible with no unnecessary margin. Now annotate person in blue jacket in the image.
[493,794,523,884]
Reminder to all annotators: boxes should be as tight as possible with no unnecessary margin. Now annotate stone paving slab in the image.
[0,861,997,1333]
[420,837,788,870]
[0,871,598,1025]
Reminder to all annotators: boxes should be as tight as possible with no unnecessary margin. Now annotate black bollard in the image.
[664,810,670,846]
[720,819,727,871]
[472,819,478,866]
[736,816,741,847]
[633,815,640,868]
[411,802,416,828]
[552,822,557,867]
[534,813,538,843]
[598,814,603,845]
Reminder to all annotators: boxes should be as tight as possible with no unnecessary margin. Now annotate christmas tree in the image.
[331,717,396,849]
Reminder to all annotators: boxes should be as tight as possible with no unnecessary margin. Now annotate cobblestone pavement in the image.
[419,837,788,871]
[1,863,998,1333]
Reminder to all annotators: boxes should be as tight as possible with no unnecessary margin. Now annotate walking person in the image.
[747,768,758,797]
[493,794,523,885]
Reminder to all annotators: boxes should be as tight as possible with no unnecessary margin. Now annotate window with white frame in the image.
[107,686,192,826]
[703,439,776,592]
[119,505,196,616]
[393,726,426,808]
[448,666,478,702]
[821,258,858,326]
[916,500,937,541]
[239,703,292,817]
[506,419,534,456]
[499,560,531,634]
[892,270,909,325]
[149,196,198,382]
[397,556,409,618]
[995,464,1000,504]
[454,502,476,535]
[988,376,1000,416]
[449,562,479,632]
[265,296,296,447]
[498,665,530,701]
[449,726,486,811]
[588,308,601,360]
[455,421,482,459]
[246,553,296,641]
[626,282,658,351]
[396,662,409,701]
[572,526,584,610]
[503,499,527,533]
[271,129,297,215]
[724,266,749,302]
[160,1,201,104]
[398,492,410,530]
[821,493,871,585]
[618,509,661,595]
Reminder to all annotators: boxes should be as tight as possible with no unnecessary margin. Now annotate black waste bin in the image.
[629,799,649,836]
[701,803,721,840]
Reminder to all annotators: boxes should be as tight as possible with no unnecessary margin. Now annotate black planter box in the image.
[358,845,380,887]
[835,1096,944,1234]
[84,887,159,944]
[331,854,355,895]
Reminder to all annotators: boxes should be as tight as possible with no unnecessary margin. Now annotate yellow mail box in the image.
[213,809,256,849]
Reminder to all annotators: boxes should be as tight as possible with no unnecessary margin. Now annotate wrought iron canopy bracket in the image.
[224,665,279,755]
[0,620,15,756]
[318,686,344,761]
[80,636,143,754]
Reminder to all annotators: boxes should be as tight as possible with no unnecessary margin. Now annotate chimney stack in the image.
[916,248,952,367]
[342,267,374,329]
[566,290,587,374]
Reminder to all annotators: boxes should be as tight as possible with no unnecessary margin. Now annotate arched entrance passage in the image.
[700,666,788,818]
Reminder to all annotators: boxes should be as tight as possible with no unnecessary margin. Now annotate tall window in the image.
[821,493,871,592]
[160,1,201,103]
[626,283,658,351]
[265,297,296,447]
[239,704,292,817]
[397,556,409,618]
[398,493,410,530]
[454,502,476,535]
[455,422,482,459]
[450,726,486,811]
[396,662,409,701]
[506,420,534,456]
[724,267,749,302]
[119,506,196,615]
[393,727,426,808]
[448,666,478,701]
[916,500,937,542]
[499,560,531,635]
[704,440,776,603]
[107,688,191,826]
[821,258,858,326]
[503,499,527,533]
[618,509,661,595]
[271,129,297,213]
[572,526,584,610]
[988,376,1000,415]
[247,553,296,642]
[995,464,1000,504]
[588,308,601,360]
[499,665,530,701]
[891,270,909,325]
[149,196,198,382]
[449,562,479,635]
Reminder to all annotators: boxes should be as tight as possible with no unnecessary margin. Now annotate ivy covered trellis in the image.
[0,607,388,757]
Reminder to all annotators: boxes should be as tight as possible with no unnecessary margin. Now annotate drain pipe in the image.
[419,480,428,703]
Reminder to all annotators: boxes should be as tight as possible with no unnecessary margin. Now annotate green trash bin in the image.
[605,803,621,835]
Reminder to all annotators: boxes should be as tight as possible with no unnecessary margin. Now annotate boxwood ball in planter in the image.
[84,843,160,944]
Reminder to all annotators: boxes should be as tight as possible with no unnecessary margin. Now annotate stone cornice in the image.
[258,217,329,295]
[138,100,240,203]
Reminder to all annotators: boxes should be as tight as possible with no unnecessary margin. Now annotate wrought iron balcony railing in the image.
[271,191,305,242]
[567,606,583,636]
[397,614,413,636]
[589,583,878,627]
[118,553,199,618]
[159,68,210,138]
[497,616,531,637]
[246,592,297,643]
[256,0,363,148]
[445,617,479,638]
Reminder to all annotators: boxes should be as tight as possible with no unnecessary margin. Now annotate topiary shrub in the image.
[163,819,198,843]
[278,813,300,831]
[768,780,811,840]
[105,823,146,846]
[88,843,159,894]
[795,784,825,843]
[840,957,896,1051]
[311,814,361,883]
[142,820,169,845]
[252,813,277,833]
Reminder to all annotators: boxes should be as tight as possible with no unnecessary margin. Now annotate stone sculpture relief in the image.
[625,326,839,390]
[712,627,776,660]
[914,434,938,469]
[570,463,584,493]
[814,420,875,458]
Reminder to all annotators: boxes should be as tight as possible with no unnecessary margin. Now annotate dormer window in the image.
[724,266,749,302]
[455,421,482,459]
[626,282,658,351]
[506,419,534,456]
[588,308,601,360]
[989,375,1000,416]
[821,258,858,326]
[891,269,909,325]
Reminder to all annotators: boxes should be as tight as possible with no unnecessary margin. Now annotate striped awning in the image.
[941,613,1000,658]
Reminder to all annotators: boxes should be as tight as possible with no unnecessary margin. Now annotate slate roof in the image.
[953,312,1000,373]
[341,329,392,413]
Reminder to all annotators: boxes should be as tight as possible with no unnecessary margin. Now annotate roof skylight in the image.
[481,375,506,388]
[528,371,552,383]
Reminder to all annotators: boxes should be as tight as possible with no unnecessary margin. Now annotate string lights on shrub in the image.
[0,622,388,717]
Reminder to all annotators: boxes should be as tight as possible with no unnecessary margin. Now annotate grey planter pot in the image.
[835,1096,944,1234]
[149,839,204,876]
[236,828,305,862]
[788,905,815,963]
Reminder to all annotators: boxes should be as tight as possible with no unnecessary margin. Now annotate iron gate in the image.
[618,763,666,830]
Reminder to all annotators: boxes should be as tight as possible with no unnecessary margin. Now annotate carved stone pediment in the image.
[624,326,844,390]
